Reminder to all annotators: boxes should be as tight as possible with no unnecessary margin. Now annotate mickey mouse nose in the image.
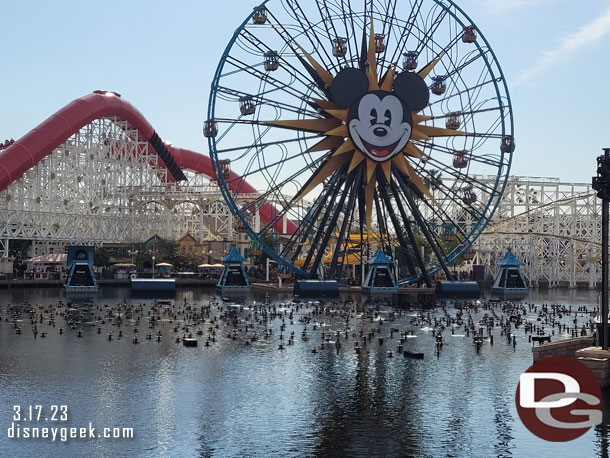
[373,127,388,137]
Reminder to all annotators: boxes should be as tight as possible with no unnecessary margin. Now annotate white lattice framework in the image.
[0,117,257,257]
[0,115,602,286]
[471,177,601,288]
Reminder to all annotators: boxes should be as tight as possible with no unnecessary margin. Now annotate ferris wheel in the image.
[206,0,514,285]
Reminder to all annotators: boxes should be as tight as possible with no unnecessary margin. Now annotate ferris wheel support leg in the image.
[328,171,362,279]
[302,166,349,273]
[389,180,431,287]
[378,175,417,278]
[286,171,344,266]
[311,171,359,277]
[396,173,454,281]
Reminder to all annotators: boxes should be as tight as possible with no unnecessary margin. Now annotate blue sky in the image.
[1,0,609,183]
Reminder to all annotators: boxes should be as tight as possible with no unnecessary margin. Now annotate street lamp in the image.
[592,148,610,349]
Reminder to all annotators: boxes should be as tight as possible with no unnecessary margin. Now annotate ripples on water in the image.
[0,287,608,457]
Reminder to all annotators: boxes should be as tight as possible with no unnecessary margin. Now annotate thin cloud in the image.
[511,6,610,87]
[480,0,559,14]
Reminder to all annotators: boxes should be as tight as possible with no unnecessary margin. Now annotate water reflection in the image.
[0,287,605,457]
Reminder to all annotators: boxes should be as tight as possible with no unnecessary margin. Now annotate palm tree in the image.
[423,169,443,197]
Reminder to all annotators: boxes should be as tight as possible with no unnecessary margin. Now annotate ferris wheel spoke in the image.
[377,174,417,276]
[415,141,502,168]
[406,162,488,223]
[301,169,352,272]
[210,0,513,282]
[373,189,389,250]
[427,77,502,109]
[410,182,471,240]
[283,169,345,262]
[419,156,495,196]
[443,50,490,83]
[315,0,348,67]
[235,157,325,214]
[268,4,339,74]
[413,7,449,57]
[254,156,339,235]
[327,170,362,278]
[416,32,462,81]
[388,178,431,285]
[421,175,487,224]
[224,56,318,101]
[386,0,425,69]
[215,86,320,118]
[214,133,321,157]
[224,143,323,181]
[395,172,454,279]
[239,30,330,94]
[370,0,398,74]
[310,166,361,275]
[338,0,358,62]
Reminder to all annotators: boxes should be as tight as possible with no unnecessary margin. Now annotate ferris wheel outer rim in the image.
[207,0,514,281]
[424,0,515,274]
[207,0,309,277]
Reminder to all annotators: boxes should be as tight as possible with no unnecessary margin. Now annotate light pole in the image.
[592,148,610,349]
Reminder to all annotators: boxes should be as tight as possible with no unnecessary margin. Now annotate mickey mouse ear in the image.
[330,68,369,107]
[393,72,430,112]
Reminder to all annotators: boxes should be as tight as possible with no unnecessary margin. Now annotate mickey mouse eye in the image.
[370,108,378,126]
[384,109,392,127]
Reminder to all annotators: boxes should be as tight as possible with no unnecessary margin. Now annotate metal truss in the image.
[0,113,601,287]
[471,177,600,288]
[0,117,255,258]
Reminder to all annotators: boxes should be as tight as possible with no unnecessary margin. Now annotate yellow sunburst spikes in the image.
[325,124,349,137]
[332,139,355,157]
[348,151,366,173]
[307,136,344,153]
[266,118,342,133]
[418,52,445,79]
[404,160,438,206]
[411,129,430,141]
[312,99,344,111]
[392,153,411,177]
[297,45,334,86]
[367,21,380,91]
[325,109,349,121]
[380,67,395,92]
[404,143,425,159]
[366,159,377,184]
[297,154,351,200]
[412,113,434,124]
[380,160,392,183]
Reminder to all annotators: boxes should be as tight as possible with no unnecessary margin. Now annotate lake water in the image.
[0,286,608,457]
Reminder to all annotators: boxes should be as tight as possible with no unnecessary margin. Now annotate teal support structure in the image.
[217,246,250,293]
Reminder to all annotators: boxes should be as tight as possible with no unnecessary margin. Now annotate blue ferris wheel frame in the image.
[206,0,514,283]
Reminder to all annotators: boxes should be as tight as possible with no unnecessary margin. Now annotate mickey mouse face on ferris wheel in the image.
[330,68,430,162]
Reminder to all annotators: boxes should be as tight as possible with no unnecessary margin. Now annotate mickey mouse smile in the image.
[329,68,429,164]
[348,91,412,161]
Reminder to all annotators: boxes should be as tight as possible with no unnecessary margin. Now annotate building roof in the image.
[367,248,394,265]
[178,233,199,243]
[221,246,247,263]
[497,250,524,267]
[26,253,67,264]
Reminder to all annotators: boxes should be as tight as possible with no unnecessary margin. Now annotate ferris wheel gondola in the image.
[207,0,514,285]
